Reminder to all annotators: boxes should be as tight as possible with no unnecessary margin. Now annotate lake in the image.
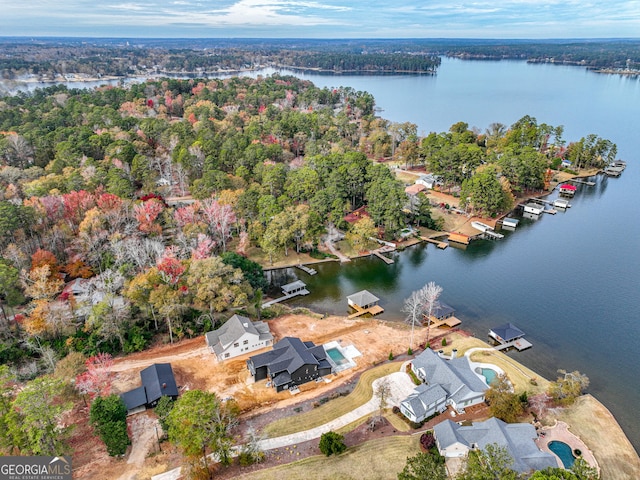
[261,60,640,453]
[5,59,640,453]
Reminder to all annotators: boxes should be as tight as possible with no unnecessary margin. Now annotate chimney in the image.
[451,349,457,359]
[162,383,167,389]
[438,350,444,358]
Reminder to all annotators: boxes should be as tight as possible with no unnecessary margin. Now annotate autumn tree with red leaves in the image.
[75,353,114,403]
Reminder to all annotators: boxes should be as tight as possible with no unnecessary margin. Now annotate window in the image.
[224,353,230,358]
[243,340,248,345]
[233,342,239,348]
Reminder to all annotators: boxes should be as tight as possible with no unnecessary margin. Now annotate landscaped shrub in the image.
[420,432,436,451]
[388,351,394,361]
[319,431,347,456]
[442,338,447,347]
[407,347,413,356]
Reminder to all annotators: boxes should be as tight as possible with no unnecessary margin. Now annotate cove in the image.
[262,58,640,453]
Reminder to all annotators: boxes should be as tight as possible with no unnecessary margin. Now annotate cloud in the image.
[0,0,639,37]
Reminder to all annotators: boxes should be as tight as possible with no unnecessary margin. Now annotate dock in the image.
[543,209,557,215]
[348,304,385,319]
[420,236,448,249]
[426,316,462,329]
[372,250,394,264]
[261,280,310,308]
[295,264,317,275]
[567,178,596,186]
[493,338,533,352]
[483,230,505,239]
[488,323,532,352]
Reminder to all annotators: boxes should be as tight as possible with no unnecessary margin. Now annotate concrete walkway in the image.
[152,371,415,480]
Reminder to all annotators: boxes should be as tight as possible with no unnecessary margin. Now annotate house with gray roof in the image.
[347,290,380,309]
[400,348,488,422]
[120,363,179,415]
[247,337,332,392]
[434,418,557,474]
[205,314,273,361]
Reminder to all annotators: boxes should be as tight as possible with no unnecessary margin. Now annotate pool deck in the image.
[536,420,599,473]
[323,341,361,373]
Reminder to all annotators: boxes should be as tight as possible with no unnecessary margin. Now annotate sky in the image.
[1,0,639,39]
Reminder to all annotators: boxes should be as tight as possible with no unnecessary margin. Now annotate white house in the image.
[416,174,442,190]
[205,314,273,361]
[400,349,488,422]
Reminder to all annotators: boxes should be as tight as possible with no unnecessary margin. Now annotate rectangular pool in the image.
[326,347,349,366]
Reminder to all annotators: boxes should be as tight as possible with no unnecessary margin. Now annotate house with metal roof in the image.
[246,337,332,392]
[120,363,179,415]
[434,418,557,473]
[205,314,273,361]
[401,348,488,422]
[489,323,526,344]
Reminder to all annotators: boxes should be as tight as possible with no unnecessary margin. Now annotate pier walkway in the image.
[295,264,317,275]
[348,304,385,319]
[261,289,310,308]
[420,236,448,249]
[493,338,533,352]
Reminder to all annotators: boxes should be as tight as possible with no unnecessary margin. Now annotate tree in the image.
[485,374,524,423]
[319,431,346,456]
[548,370,589,405]
[570,457,600,480]
[220,252,267,292]
[75,353,114,402]
[369,377,391,431]
[346,216,376,253]
[529,468,579,479]
[460,165,511,217]
[457,443,522,480]
[423,281,443,348]
[13,375,73,456]
[167,390,237,468]
[90,394,130,456]
[397,452,446,480]
[402,287,427,352]
[155,395,175,435]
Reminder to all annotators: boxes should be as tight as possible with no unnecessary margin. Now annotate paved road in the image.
[152,371,416,480]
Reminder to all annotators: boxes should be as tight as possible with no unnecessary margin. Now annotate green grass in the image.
[234,435,420,480]
[263,362,403,437]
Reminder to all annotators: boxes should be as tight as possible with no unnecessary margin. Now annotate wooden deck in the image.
[348,304,385,319]
[295,264,317,275]
[420,236,448,249]
[261,289,310,308]
[372,250,394,264]
[493,337,533,351]
[426,315,462,329]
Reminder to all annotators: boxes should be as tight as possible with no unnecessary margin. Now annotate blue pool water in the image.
[327,347,348,366]
[481,368,498,385]
[548,441,576,468]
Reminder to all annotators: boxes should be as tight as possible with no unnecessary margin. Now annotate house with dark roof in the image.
[489,323,526,344]
[430,303,456,321]
[120,363,179,415]
[434,418,557,473]
[205,314,273,361]
[400,349,488,423]
[246,337,332,392]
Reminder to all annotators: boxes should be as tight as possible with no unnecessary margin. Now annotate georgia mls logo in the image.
[0,456,72,480]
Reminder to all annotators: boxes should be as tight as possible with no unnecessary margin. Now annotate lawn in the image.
[234,435,420,480]
[263,362,403,437]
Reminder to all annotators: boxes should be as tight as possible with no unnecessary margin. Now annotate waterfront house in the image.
[489,323,525,345]
[281,280,309,296]
[434,418,557,473]
[120,363,179,415]
[559,184,577,196]
[246,337,333,392]
[400,348,488,422]
[205,314,273,361]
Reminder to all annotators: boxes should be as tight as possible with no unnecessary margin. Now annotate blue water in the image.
[548,440,576,468]
[481,368,498,386]
[261,59,640,453]
[326,347,348,366]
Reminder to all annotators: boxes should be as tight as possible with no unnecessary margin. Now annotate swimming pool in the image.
[475,367,498,385]
[548,440,576,468]
[326,347,349,366]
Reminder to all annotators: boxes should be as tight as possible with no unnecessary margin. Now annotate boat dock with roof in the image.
[347,290,384,318]
[489,323,532,351]
[261,280,310,308]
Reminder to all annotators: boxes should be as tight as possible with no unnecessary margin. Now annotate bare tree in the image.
[423,282,443,348]
[402,288,426,351]
[369,377,392,431]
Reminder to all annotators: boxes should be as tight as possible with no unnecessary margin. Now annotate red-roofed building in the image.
[344,206,370,224]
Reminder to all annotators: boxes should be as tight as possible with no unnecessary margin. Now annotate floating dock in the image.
[567,178,596,186]
[295,264,317,275]
[348,304,385,319]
